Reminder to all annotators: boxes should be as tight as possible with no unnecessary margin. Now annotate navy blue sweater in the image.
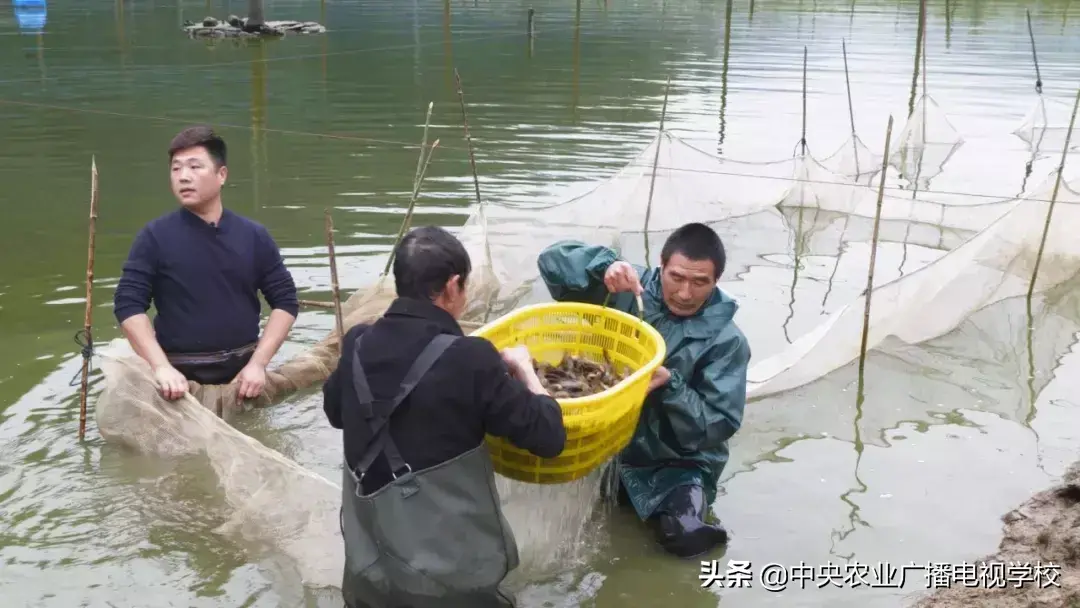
[113,208,299,355]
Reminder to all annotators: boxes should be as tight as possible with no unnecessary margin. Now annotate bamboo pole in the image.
[78,157,99,441]
[855,115,894,393]
[1026,9,1043,94]
[453,68,498,321]
[454,70,484,214]
[842,39,859,178]
[299,299,336,309]
[324,210,344,341]
[800,46,808,156]
[1026,87,1080,302]
[643,75,671,269]
[383,102,439,276]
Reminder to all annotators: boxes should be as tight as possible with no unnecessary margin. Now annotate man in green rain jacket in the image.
[537,222,750,559]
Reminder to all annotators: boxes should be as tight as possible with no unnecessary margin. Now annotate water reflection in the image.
[12,0,44,34]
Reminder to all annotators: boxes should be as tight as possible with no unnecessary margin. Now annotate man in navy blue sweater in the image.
[113,126,299,402]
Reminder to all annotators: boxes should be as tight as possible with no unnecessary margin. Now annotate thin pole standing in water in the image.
[842,39,859,177]
[384,102,439,276]
[324,210,345,342]
[1026,87,1080,303]
[1023,87,1079,425]
[855,115,894,398]
[642,75,671,269]
[1026,9,1043,94]
[800,46,808,156]
[454,69,497,321]
[78,157,100,440]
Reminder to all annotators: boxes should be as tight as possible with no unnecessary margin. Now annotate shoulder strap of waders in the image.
[349,333,458,482]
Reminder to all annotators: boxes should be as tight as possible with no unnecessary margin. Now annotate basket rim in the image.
[470,300,667,405]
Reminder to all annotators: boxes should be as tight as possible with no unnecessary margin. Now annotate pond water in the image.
[3,0,1080,606]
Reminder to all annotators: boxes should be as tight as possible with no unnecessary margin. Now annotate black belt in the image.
[166,342,257,366]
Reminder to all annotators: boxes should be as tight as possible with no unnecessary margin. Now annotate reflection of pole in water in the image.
[784,49,810,343]
[783,48,811,343]
[528,7,535,57]
[323,0,329,87]
[717,0,732,155]
[945,0,952,48]
[251,41,268,211]
[827,387,868,561]
[781,208,804,345]
[749,0,754,21]
[643,77,670,270]
[572,3,580,118]
[116,0,127,67]
[37,33,46,84]
[443,0,454,94]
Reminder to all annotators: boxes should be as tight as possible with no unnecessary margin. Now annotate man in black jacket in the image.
[323,225,566,608]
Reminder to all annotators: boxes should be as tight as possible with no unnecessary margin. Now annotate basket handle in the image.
[602,291,645,321]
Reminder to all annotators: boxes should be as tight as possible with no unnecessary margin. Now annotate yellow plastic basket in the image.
[470,300,667,484]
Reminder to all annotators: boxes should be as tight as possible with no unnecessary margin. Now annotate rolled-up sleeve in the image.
[255,226,299,317]
[113,227,158,325]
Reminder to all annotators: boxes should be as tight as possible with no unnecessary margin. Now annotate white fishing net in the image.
[889,94,965,190]
[93,93,1080,595]
[1014,95,1080,156]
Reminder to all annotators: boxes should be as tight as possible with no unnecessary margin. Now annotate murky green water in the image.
[4,0,1080,606]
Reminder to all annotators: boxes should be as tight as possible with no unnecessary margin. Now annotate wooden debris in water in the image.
[533,353,630,399]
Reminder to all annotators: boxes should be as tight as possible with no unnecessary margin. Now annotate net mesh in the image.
[94,98,1080,592]
[1014,95,1080,156]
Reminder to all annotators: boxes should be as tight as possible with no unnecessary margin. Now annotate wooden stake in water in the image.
[800,46,808,156]
[454,68,497,321]
[855,115,894,396]
[324,209,344,342]
[1023,87,1079,425]
[642,75,671,269]
[383,102,439,276]
[78,157,99,441]
[842,39,859,177]
[1026,9,1043,94]
[527,7,535,55]
[454,70,483,209]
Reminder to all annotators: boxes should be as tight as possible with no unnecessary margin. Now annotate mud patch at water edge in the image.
[911,461,1080,608]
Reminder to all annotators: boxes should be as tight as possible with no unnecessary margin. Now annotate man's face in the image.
[170,145,226,209]
[659,253,717,316]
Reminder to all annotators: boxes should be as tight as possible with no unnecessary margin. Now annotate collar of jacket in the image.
[640,267,739,340]
[385,296,466,336]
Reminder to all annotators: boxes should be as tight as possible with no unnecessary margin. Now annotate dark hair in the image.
[660,222,726,278]
[392,226,472,300]
[168,125,227,167]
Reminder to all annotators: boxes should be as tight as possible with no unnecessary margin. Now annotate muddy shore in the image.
[910,463,1080,607]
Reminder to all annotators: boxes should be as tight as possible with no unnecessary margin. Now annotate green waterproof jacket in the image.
[537,240,751,521]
